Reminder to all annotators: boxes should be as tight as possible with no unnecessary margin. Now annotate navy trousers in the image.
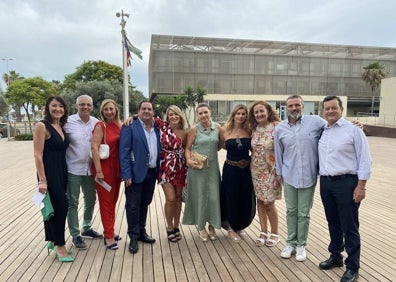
[320,174,361,272]
[125,168,157,239]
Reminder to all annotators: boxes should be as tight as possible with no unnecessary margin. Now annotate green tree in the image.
[62,60,143,119]
[0,91,9,121]
[182,85,207,126]
[62,80,121,117]
[63,60,124,90]
[62,81,145,120]
[2,70,24,121]
[153,95,187,118]
[2,70,24,87]
[4,77,56,132]
[362,62,388,115]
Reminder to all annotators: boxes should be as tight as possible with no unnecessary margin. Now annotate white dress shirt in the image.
[64,114,99,176]
[319,117,372,180]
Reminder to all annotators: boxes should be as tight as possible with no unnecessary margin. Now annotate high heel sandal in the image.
[173,228,182,241]
[228,229,241,243]
[54,248,74,262]
[265,233,280,247]
[238,230,247,239]
[199,229,208,242]
[46,242,71,255]
[208,225,217,241]
[46,242,54,255]
[103,238,119,250]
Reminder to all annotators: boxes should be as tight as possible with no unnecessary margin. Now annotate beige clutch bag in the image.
[191,151,208,169]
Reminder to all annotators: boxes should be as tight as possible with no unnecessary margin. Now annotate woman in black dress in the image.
[220,104,256,242]
[34,96,73,262]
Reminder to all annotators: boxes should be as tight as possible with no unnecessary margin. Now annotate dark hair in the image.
[286,95,304,105]
[248,100,280,130]
[138,99,152,110]
[44,96,69,126]
[195,103,210,112]
[322,96,343,108]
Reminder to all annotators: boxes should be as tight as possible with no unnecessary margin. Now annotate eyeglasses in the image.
[78,103,93,107]
[236,138,243,150]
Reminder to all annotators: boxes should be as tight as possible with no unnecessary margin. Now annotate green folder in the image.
[41,193,54,221]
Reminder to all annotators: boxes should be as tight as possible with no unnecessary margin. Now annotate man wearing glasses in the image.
[64,95,103,250]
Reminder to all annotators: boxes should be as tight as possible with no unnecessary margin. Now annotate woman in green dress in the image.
[182,103,223,242]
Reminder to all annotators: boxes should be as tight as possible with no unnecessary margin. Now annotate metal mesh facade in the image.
[149,34,396,115]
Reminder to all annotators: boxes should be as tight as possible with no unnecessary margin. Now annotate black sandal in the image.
[167,230,178,242]
[173,228,182,241]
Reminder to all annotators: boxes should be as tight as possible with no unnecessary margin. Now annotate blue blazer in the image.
[119,120,161,184]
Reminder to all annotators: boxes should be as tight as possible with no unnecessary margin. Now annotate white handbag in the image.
[90,123,110,159]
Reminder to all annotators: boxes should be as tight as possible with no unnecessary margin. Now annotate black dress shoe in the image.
[129,238,138,254]
[319,257,343,270]
[341,269,359,282]
[138,233,156,244]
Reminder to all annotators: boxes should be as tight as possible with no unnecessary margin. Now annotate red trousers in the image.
[95,157,121,239]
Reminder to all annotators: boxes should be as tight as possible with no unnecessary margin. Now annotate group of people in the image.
[34,94,371,282]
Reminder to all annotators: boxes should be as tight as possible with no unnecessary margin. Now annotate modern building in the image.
[149,34,396,121]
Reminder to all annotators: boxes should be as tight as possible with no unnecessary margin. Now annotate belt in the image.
[148,167,156,171]
[225,159,250,168]
[321,174,355,180]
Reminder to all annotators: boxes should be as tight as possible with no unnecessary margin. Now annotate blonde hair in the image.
[166,105,187,130]
[99,99,121,125]
[248,100,280,130]
[224,104,250,133]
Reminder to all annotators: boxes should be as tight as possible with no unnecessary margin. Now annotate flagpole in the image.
[116,10,130,119]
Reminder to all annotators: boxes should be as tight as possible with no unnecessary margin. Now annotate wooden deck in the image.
[0,136,395,282]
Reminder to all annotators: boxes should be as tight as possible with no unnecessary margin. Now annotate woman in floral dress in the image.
[156,106,188,242]
[249,100,282,247]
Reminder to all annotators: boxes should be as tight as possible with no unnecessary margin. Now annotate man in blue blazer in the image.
[119,101,161,254]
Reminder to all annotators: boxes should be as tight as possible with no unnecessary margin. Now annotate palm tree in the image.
[182,85,207,126]
[362,62,388,115]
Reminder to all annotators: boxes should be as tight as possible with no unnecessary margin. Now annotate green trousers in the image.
[66,173,96,238]
[284,182,315,247]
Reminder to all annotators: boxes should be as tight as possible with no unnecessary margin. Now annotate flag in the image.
[125,37,143,60]
[124,39,132,66]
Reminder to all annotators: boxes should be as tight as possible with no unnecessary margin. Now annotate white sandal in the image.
[265,233,280,247]
[255,231,268,247]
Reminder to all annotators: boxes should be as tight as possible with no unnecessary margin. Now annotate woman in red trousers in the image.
[91,99,122,250]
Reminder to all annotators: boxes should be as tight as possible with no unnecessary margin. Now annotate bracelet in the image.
[38,180,47,184]
[96,171,102,173]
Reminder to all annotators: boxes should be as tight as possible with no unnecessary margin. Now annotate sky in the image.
[1,0,395,96]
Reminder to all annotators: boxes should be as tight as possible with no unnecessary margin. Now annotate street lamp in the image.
[1,58,14,86]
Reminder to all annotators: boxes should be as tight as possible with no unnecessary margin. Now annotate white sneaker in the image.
[281,244,295,258]
[296,245,307,262]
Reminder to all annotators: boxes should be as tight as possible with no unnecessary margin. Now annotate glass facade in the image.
[149,35,396,117]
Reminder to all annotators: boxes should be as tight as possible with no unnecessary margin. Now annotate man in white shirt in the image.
[318,96,371,282]
[64,95,102,249]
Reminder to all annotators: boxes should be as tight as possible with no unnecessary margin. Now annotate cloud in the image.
[1,0,395,95]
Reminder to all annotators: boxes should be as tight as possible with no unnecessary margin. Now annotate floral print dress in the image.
[155,118,187,188]
[251,123,282,203]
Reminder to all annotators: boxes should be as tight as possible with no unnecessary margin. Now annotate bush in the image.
[15,134,33,141]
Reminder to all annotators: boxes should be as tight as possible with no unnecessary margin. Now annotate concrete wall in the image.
[379,77,396,126]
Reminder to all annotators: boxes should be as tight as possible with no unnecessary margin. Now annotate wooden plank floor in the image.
[0,136,395,282]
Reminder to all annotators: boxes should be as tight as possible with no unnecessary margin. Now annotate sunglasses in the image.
[236,138,243,150]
